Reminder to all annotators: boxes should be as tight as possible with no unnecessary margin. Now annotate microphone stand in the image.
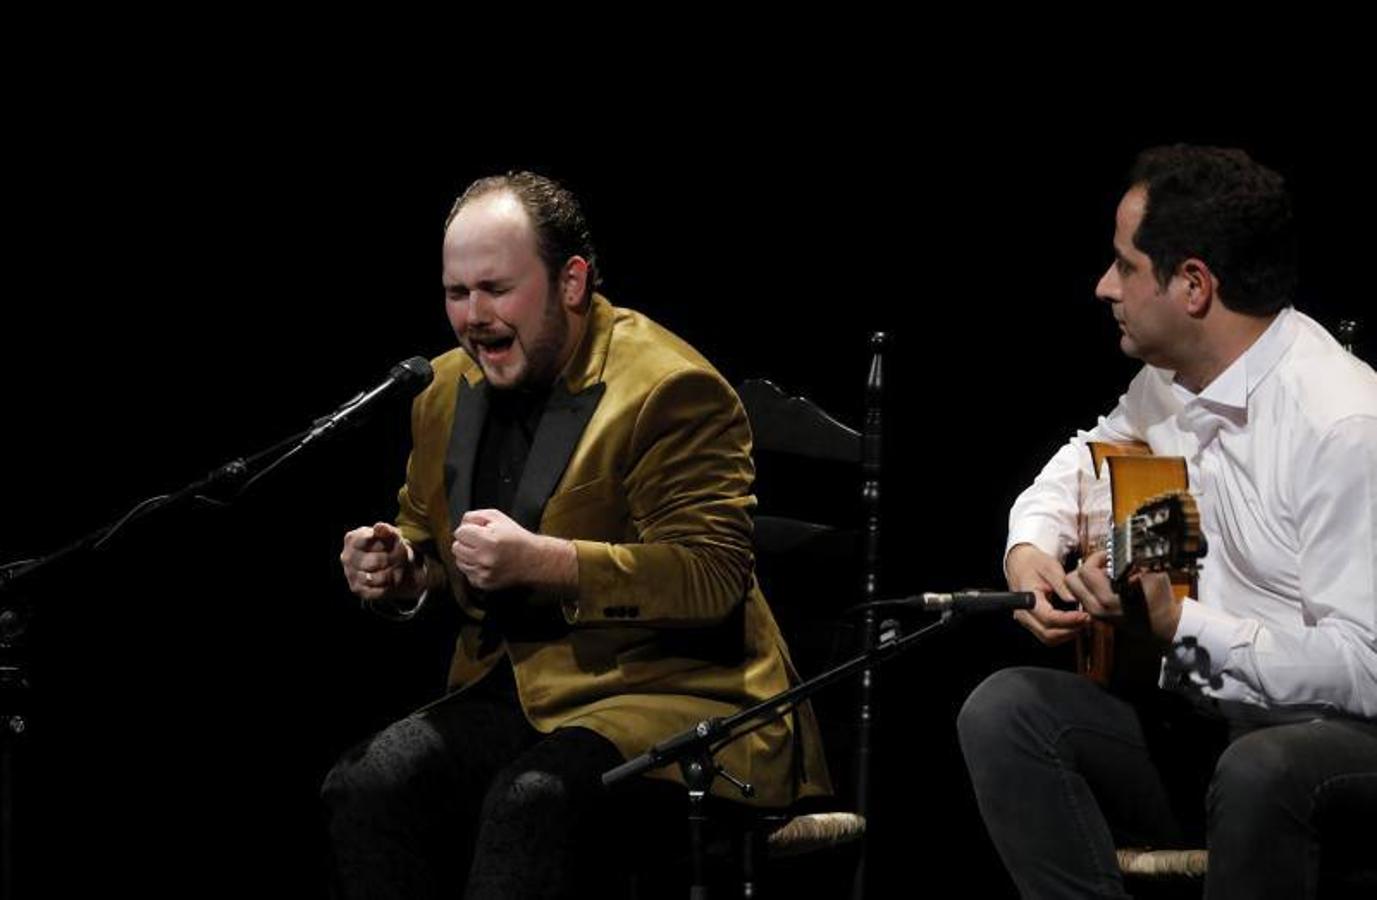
[0,448,275,899]
[603,607,982,899]
[0,372,419,897]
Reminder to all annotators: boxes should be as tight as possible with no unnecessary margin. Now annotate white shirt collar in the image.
[1173,307,1298,412]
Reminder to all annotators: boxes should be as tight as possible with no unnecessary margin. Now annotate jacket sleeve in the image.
[563,367,757,627]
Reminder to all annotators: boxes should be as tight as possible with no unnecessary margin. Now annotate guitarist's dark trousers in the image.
[958,666,1377,900]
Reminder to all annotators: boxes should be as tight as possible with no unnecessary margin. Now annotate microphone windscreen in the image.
[391,356,434,387]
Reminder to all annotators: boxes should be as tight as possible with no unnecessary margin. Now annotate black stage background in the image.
[3,72,1370,898]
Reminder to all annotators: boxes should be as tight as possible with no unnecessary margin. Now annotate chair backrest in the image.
[737,332,886,900]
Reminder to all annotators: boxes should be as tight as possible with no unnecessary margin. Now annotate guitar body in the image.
[1078,442,1201,693]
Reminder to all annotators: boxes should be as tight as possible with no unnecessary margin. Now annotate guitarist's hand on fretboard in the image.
[1064,549,1184,645]
[1006,543,1092,645]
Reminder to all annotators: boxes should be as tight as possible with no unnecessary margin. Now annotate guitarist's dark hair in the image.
[1130,145,1297,317]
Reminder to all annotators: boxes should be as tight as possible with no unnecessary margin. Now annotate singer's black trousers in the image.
[321,673,686,899]
[957,667,1377,899]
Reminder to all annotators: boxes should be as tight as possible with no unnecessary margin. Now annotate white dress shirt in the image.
[1007,308,1377,722]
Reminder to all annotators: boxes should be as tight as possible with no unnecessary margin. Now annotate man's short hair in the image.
[447,171,602,305]
[1130,145,1298,316]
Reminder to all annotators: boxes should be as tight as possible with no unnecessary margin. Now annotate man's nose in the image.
[468,290,495,323]
[1095,264,1119,303]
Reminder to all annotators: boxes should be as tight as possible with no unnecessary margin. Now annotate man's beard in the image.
[499,282,568,392]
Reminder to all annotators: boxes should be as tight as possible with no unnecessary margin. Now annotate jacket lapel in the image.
[509,380,606,532]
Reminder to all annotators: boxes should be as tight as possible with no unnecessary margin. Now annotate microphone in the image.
[848,591,1035,617]
[854,591,1035,615]
[302,356,434,447]
[915,591,1035,614]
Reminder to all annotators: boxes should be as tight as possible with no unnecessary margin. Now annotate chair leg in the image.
[741,825,761,899]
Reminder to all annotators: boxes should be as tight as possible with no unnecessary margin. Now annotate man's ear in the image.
[1178,257,1218,318]
[559,256,590,310]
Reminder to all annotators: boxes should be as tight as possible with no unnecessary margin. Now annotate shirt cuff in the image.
[1004,519,1067,578]
[366,588,431,622]
[560,540,600,624]
[1167,598,1252,683]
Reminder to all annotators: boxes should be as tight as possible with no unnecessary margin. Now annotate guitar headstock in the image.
[1110,491,1207,586]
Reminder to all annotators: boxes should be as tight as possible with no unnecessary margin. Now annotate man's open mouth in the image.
[471,334,516,360]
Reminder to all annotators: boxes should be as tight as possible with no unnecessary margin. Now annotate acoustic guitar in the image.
[1072,442,1208,692]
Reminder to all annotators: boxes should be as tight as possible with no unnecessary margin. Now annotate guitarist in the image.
[958,145,1377,900]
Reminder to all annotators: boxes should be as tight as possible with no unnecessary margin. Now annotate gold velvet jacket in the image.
[394,295,830,806]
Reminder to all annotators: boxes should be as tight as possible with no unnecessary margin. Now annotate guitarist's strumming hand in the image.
[1063,549,1183,644]
[1006,543,1092,646]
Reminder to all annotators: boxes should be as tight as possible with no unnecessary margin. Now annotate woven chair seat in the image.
[766,812,867,858]
[1117,847,1208,878]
